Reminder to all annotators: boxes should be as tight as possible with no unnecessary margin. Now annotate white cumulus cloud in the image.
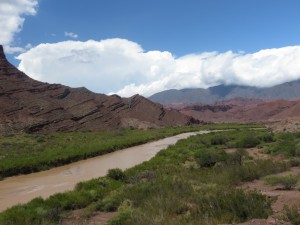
[17,39,300,97]
[0,0,38,53]
[64,32,78,39]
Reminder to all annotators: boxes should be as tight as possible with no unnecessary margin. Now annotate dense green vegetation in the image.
[264,174,300,190]
[0,123,263,179]
[1,127,295,225]
[267,132,300,157]
[280,205,300,225]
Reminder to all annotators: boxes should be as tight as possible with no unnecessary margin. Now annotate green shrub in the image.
[199,188,271,222]
[195,149,228,168]
[259,133,275,143]
[264,175,300,190]
[130,186,271,225]
[222,160,288,184]
[36,137,46,143]
[237,136,261,148]
[210,135,229,145]
[107,168,126,181]
[107,210,132,225]
[0,198,62,225]
[280,205,300,225]
[96,190,123,212]
[268,133,300,157]
[107,200,133,225]
[127,170,156,184]
[47,191,94,210]
[289,158,300,167]
[230,148,248,165]
[295,143,300,157]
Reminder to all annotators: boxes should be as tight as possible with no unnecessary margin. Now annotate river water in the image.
[0,130,210,212]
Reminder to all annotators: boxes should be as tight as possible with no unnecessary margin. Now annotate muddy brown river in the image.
[0,131,210,212]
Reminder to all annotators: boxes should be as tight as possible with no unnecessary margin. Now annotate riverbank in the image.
[2,128,296,225]
[0,124,262,179]
[0,130,210,212]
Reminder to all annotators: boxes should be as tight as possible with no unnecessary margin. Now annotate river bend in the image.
[0,130,210,212]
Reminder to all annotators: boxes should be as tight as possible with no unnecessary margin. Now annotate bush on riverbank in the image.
[267,132,300,157]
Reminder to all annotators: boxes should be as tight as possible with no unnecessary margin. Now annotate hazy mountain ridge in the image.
[154,81,300,131]
[149,80,300,104]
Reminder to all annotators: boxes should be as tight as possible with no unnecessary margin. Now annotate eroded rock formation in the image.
[0,45,195,134]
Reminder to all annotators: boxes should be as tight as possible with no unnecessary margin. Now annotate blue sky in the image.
[2,0,300,96]
[17,0,300,55]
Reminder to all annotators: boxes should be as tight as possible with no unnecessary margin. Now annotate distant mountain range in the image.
[0,45,195,134]
[149,81,300,104]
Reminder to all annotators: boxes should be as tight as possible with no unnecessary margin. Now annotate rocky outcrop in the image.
[0,45,196,134]
[177,98,300,123]
[188,104,233,113]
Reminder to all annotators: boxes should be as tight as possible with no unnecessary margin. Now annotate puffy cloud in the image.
[17,39,300,97]
[17,39,174,94]
[64,32,78,39]
[0,0,38,53]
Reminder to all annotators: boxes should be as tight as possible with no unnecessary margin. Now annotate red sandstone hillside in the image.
[177,98,300,129]
[179,98,300,122]
[0,45,196,134]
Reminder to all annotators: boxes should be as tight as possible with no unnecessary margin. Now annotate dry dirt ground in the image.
[63,210,117,225]
[235,167,300,225]
[266,118,300,133]
[223,148,300,225]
